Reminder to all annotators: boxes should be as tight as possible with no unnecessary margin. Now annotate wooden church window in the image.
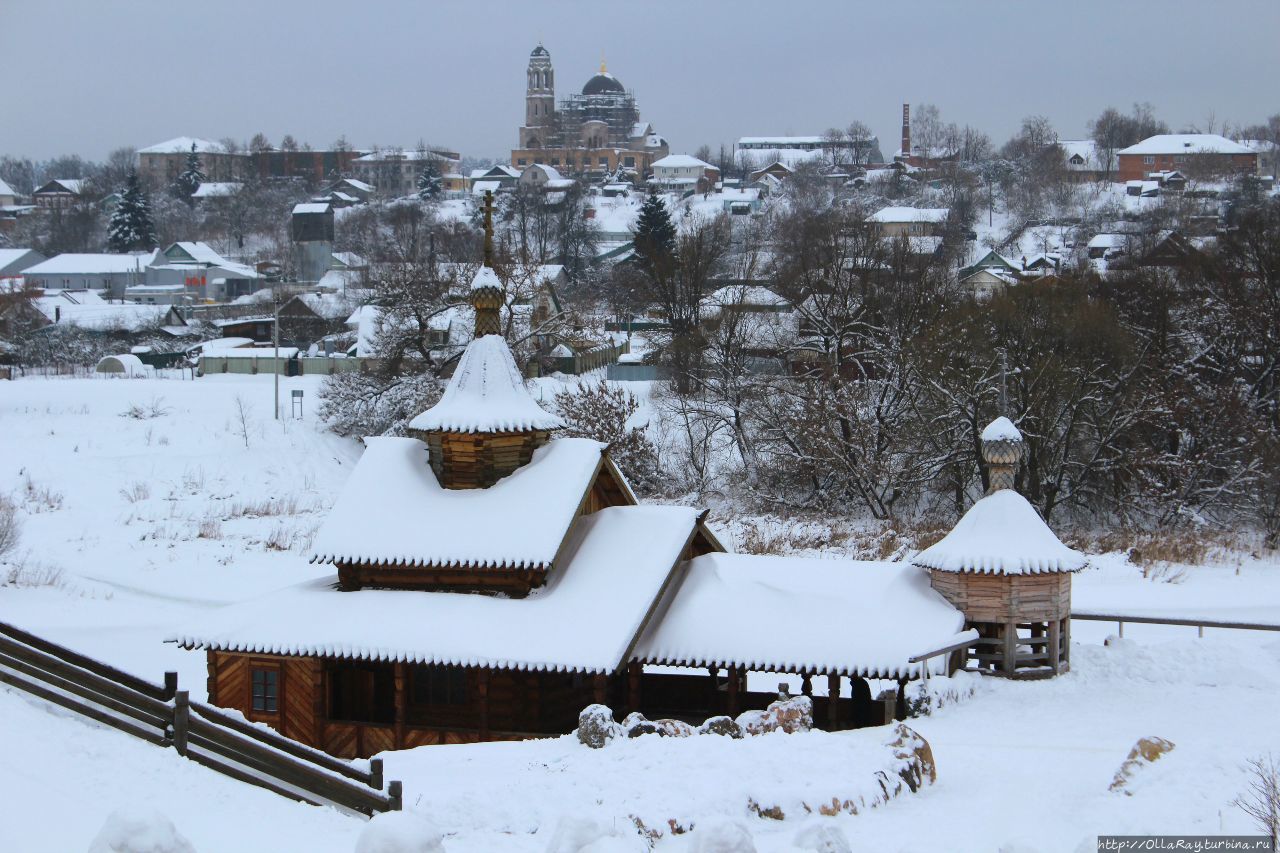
[250,666,279,714]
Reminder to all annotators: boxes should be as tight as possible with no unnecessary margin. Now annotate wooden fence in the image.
[1071,611,1280,639]
[0,620,401,816]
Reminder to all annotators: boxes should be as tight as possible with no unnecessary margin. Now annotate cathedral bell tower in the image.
[522,43,555,147]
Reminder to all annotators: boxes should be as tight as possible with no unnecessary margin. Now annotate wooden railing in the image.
[908,630,979,677]
[0,621,401,816]
[1071,611,1280,639]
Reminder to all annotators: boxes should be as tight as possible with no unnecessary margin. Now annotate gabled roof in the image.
[22,251,157,275]
[632,553,970,679]
[191,182,242,198]
[176,504,702,674]
[310,436,605,571]
[870,206,949,223]
[408,334,564,434]
[34,179,85,195]
[0,178,15,196]
[652,154,714,170]
[913,489,1086,575]
[1118,134,1254,156]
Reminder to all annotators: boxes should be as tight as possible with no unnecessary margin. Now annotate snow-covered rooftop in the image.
[913,490,1086,576]
[870,206,949,223]
[408,335,564,434]
[191,182,242,198]
[1118,134,1255,156]
[0,177,14,197]
[138,137,226,155]
[633,553,970,678]
[33,291,172,331]
[652,154,714,170]
[23,252,156,276]
[292,202,331,215]
[176,505,701,674]
[981,416,1021,442]
[310,436,604,570]
[701,285,790,309]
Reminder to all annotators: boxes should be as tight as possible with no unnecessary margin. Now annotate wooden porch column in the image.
[592,672,608,706]
[627,663,642,714]
[477,669,490,741]
[1048,619,1062,674]
[393,662,406,750]
[1002,621,1018,675]
[1062,618,1071,667]
[894,677,908,721]
[826,673,840,730]
[801,673,813,697]
[726,666,740,717]
[707,666,718,714]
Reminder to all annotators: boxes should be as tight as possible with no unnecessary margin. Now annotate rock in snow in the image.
[736,695,813,735]
[793,824,852,853]
[577,704,622,748]
[354,811,444,853]
[692,819,757,853]
[87,809,196,853]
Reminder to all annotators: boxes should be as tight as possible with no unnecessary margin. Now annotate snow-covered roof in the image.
[981,416,1021,442]
[408,335,564,433]
[292,202,331,215]
[1118,134,1255,156]
[354,149,459,163]
[22,252,156,276]
[913,490,1086,576]
[161,243,257,279]
[738,136,827,146]
[701,285,790,309]
[1088,233,1127,249]
[471,180,501,196]
[294,292,361,320]
[191,182,242,198]
[526,163,564,181]
[35,179,86,195]
[177,504,700,674]
[870,206,949,223]
[330,251,366,269]
[33,292,170,331]
[736,148,825,170]
[0,248,40,271]
[0,177,14,197]
[311,436,602,570]
[468,265,502,293]
[138,137,226,155]
[340,178,375,192]
[632,554,970,678]
[652,154,714,170]
[95,353,146,375]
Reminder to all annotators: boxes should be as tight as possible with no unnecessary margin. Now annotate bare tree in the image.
[1235,754,1280,848]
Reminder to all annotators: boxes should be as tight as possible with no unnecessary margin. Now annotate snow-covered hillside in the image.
[3,373,1280,853]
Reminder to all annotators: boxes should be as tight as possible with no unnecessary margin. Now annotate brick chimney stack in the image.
[901,103,911,160]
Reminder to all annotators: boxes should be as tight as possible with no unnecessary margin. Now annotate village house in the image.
[31,179,87,210]
[869,206,950,238]
[0,287,184,339]
[143,242,260,303]
[649,154,719,193]
[351,149,463,199]
[173,204,1085,757]
[19,251,157,297]
[0,177,17,208]
[1116,134,1257,182]
[1058,140,1108,181]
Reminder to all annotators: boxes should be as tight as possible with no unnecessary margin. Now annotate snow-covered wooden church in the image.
[175,219,1085,758]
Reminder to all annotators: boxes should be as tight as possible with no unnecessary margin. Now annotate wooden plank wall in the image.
[929,570,1070,622]
[281,657,322,747]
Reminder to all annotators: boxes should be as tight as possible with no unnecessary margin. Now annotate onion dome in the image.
[582,59,625,96]
[912,417,1085,575]
[531,43,550,57]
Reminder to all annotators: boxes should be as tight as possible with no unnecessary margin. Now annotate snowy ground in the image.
[3,374,1279,852]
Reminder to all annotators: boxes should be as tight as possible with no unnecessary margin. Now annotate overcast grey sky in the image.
[4,0,1278,163]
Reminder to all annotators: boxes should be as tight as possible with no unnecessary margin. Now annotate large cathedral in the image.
[512,44,669,180]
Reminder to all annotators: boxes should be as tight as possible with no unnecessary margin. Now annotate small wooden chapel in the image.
[174,200,1086,758]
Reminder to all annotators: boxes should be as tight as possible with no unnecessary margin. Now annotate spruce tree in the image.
[416,159,442,199]
[174,142,206,200]
[632,194,676,276]
[108,170,157,252]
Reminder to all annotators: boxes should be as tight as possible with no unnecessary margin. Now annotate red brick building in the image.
[1116,134,1256,182]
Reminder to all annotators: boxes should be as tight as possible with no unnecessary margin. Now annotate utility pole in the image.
[273,286,281,420]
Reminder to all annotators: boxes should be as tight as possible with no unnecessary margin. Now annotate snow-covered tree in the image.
[173,143,206,201]
[416,159,443,199]
[107,170,157,252]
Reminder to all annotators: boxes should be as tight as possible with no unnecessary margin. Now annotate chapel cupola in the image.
[913,417,1085,678]
[405,191,564,489]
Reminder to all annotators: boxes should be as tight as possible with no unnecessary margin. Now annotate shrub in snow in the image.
[354,811,444,853]
[691,818,757,853]
[0,494,20,557]
[576,704,621,748]
[793,824,852,853]
[904,671,979,718]
[736,694,812,736]
[698,715,744,739]
[551,381,660,496]
[1109,736,1175,795]
[87,808,195,853]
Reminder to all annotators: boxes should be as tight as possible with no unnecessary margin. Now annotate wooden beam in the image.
[393,662,406,750]
[1002,622,1017,675]
[727,665,740,716]
[1048,620,1061,675]
[826,674,840,730]
[592,672,608,706]
[477,669,490,742]
[627,662,641,714]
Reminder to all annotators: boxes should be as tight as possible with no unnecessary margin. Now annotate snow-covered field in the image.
[2,374,1279,852]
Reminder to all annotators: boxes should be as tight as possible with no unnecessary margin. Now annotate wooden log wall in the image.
[929,570,1071,622]
[410,430,551,490]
